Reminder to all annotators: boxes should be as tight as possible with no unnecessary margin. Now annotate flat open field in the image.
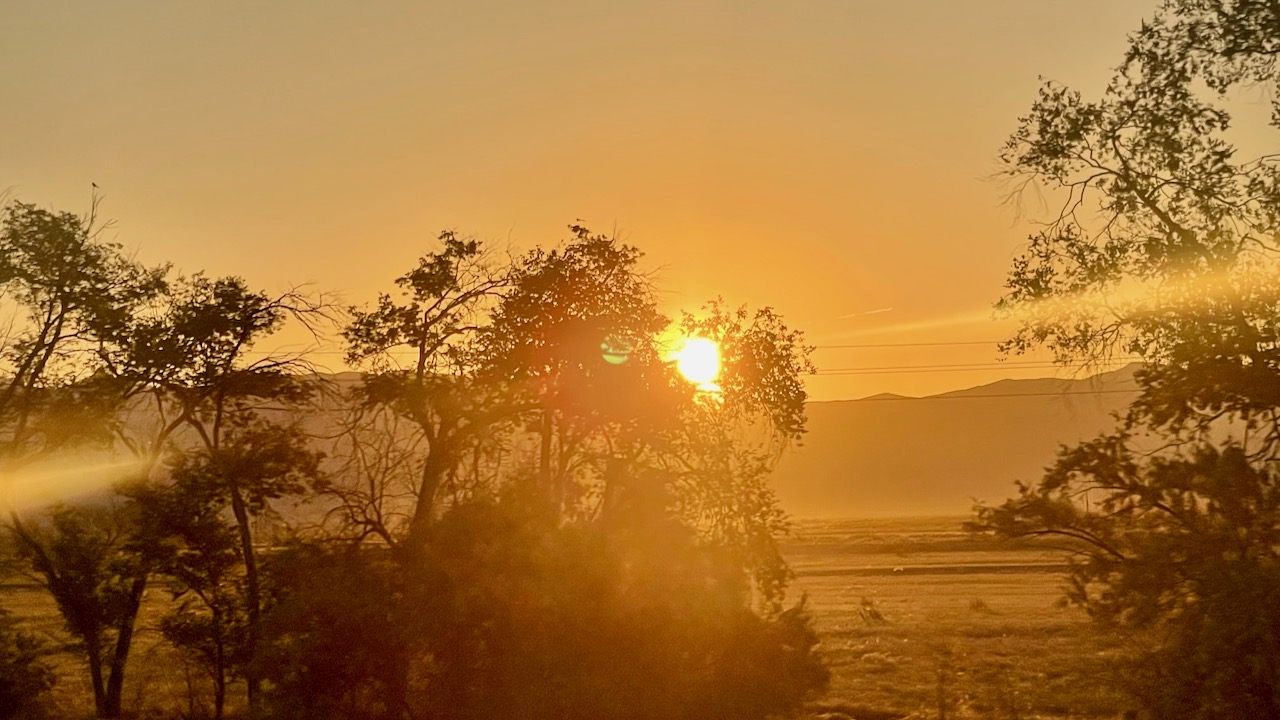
[785,517,1131,719]
[4,516,1132,719]
[1,582,214,718]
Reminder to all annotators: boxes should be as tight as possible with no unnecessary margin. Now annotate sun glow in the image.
[674,337,721,388]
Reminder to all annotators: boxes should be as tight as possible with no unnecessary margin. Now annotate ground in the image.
[1,583,233,718]
[786,517,1130,719]
[3,516,1131,719]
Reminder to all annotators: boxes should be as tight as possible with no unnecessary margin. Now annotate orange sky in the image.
[2,1,1171,399]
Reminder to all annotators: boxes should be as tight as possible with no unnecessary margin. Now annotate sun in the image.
[674,337,721,387]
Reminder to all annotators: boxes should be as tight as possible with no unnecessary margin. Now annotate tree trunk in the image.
[87,635,107,718]
[406,448,450,546]
[212,605,226,720]
[214,669,226,720]
[229,487,260,715]
[539,409,553,493]
[101,575,147,718]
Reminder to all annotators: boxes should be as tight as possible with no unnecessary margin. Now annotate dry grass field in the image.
[786,517,1132,719]
[3,516,1132,719]
[1,583,236,719]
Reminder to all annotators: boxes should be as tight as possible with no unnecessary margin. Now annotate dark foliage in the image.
[977,1,1280,717]
[7,504,147,719]
[3,199,823,717]
[258,487,827,720]
[256,544,417,720]
[976,443,1280,718]
[0,608,53,720]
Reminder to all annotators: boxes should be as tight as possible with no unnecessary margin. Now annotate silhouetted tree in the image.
[476,230,813,605]
[0,198,165,470]
[130,459,254,720]
[0,197,166,719]
[0,196,330,717]
[339,226,814,603]
[107,274,328,713]
[8,503,147,719]
[341,231,511,546]
[478,225,671,509]
[975,1,1280,716]
[259,483,827,720]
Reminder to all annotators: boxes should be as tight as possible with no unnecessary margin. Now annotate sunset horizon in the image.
[3,0,1208,400]
[4,2,1278,719]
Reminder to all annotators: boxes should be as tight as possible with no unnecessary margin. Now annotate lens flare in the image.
[0,458,144,513]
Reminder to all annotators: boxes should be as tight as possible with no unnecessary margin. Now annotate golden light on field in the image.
[674,337,721,388]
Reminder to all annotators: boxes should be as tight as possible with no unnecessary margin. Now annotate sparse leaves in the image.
[982,2,1280,716]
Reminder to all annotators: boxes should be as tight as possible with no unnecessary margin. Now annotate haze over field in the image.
[2,365,1139,520]
[777,365,1138,517]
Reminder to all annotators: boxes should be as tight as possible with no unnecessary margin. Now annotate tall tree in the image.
[108,274,327,713]
[0,197,165,468]
[478,225,671,514]
[0,197,165,719]
[9,503,147,719]
[486,235,814,605]
[975,1,1280,716]
[130,461,250,720]
[340,231,510,546]
[340,226,814,598]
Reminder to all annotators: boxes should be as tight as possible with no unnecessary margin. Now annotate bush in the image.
[257,493,828,720]
[256,545,419,720]
[0,608,54,720]
[1120,556,1280,720]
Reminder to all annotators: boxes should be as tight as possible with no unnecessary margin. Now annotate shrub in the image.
[0,608,54,720]
[257,493,828,720]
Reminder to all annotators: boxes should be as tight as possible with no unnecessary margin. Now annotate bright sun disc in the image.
[675,337,721,386]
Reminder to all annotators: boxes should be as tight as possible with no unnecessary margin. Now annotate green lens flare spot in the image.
[600,336,633,365]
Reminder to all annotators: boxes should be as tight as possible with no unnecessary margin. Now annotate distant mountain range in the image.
[774,365,1140,518]
[9,366,1140,520]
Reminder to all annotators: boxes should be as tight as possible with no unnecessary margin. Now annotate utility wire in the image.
[815,358,1141,375]
[845,388,1141,402]
[818,357,1137,370]
[256,339,1014,355]
[818,367,1130,376]
[812,340,1003,349]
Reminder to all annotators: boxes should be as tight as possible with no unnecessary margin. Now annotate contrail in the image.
[828,260,1280,343]
[836,307,895,320]
[833,307,997,339]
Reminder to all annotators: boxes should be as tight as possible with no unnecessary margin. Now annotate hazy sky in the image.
[2,1,1167,399]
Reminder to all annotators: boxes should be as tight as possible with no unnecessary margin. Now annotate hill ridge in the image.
[776,364,1139,517]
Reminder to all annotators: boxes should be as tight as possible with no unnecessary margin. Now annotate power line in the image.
[818,367,1123,376]
[819,358,1135,370]
[256,339,1014,355]
[812,340,1003,350]
[252,350,1142,376]
[816,366,1133,376]
[815,359,1140,375]
[846,388,1141,402]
